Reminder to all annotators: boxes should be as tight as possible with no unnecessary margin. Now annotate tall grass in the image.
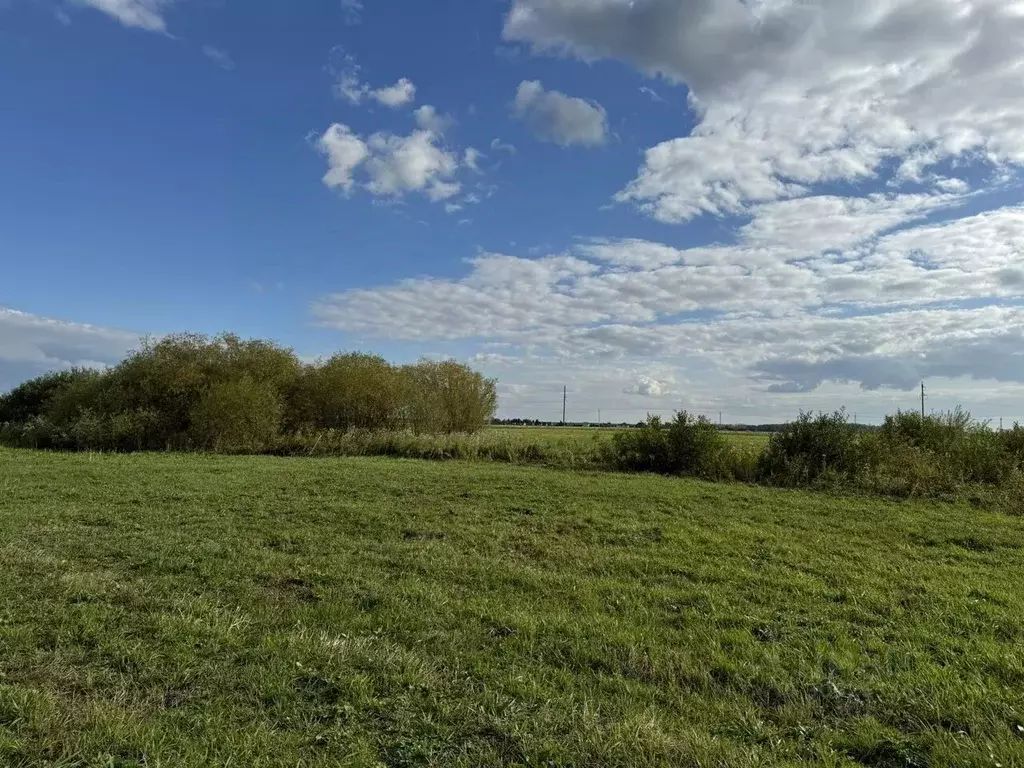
[270,428,607,469]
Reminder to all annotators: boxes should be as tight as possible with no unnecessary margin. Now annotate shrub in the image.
[45,370,113,426]
[858,434,961,499]
[288,353,401,432]
[757,410,864,486]
[878,409,1011,485]
[190,377,283,452]
[610,412,737,480]
[60,409,159,452]
[995,470,1024,514]
[0,369,98,425]
[400,359,498,434]
[1001,424,1024,469]
[0,416,69,450]
[0,333,497,452]
[105,334,299,448]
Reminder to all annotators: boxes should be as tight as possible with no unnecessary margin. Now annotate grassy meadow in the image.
[487,425,769,448]
[484,425,770,463]
[2,448,1023,767]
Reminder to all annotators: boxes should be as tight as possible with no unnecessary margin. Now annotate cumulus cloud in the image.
[0,308,138,392]
[414,105,453,133]
[624,376,675,397]
[463,147,484,172]
[317,123,463,203]
[370,78,416,108]
[339,76,416,108]
[364,130,459,198]
[308,2,1024,421]
[332,55,416,108]
[318,124,370,193]
[74,0,170,32]
[505,0,1024,221]
[512,80,608,147]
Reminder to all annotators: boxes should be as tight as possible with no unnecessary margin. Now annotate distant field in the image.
[2,448,1022,766]
[489,424,771,452]
[487,425,622,442]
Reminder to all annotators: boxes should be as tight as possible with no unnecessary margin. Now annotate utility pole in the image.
[562,386,567,425]
[598,409,601,424]
[920,382,926,419]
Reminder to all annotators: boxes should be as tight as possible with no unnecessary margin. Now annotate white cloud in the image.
[335,68,368,104]
[364,129,459,198]
[624,376,675,398]
[202,45,235,71]
[0,308,138,392]
[371,78,416,108]
[317,197,1024,338]
[339,77,417,108]
[74,0,170,32]
[512,80,608,147]
[414,105,453,133]
[463,147,484,172]
[736,192,963,258]
[317,107,473,205]
[505,0,1024,222]
[312,195,1024,419]
[332,56,416,108]
[306,1,1024,421]
[425,179,462,202]
[317,124,370,193]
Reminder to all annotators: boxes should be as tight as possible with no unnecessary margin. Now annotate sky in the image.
[2,0,1024,424]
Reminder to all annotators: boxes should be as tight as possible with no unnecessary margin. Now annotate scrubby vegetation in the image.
[607,413,751,481]
[0,334,497,452]
[607,409,1024,511]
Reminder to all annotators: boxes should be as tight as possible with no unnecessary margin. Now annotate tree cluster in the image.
[0,334,498,452]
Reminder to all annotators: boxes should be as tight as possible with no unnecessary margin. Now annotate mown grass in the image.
[2,448,1023,766]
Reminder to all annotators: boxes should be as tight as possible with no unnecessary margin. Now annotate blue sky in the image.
[3,0,1024,423]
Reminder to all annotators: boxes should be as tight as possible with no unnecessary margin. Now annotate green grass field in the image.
[1,448,1022,766]
[488,425,770,450]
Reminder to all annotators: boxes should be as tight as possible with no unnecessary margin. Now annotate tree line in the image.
[0,333,498,452]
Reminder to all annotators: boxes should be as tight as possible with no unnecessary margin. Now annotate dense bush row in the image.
[608,409,1024,509]
[0,334,497,451]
